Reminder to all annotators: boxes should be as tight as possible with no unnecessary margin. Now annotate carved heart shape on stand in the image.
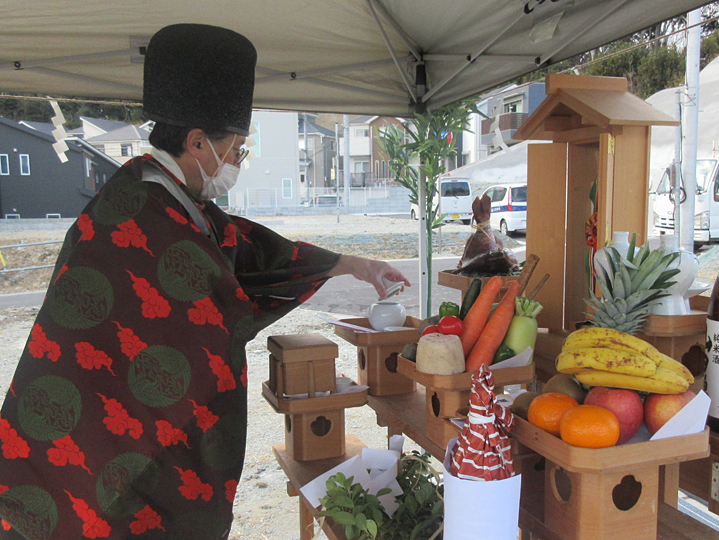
[311,416,332,437]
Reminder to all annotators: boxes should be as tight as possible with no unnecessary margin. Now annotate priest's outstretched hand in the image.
[328,255,411,299]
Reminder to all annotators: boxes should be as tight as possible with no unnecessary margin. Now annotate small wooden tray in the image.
[437,271,519,297]
[262,381,368,414]
[333,317,420,346]
[511,416,710,474]
[396,355,535,390]
[642,312,707,336]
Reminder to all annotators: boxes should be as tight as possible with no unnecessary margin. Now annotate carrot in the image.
[466,280,521,372]
[459,276,503,358]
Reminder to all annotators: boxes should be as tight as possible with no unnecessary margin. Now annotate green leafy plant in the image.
[318,451,444,540]
[378,102,482,315]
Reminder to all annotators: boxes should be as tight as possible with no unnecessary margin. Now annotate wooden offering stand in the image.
[333,317,419,396]
[397,355,535,448]
[264,334,368,461]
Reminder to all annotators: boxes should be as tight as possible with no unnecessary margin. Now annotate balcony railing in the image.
[480,112,528,135]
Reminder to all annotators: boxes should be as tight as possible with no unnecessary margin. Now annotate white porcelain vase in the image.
[593,231,632,277]
[649,234,699,316]
[367,301,407,331]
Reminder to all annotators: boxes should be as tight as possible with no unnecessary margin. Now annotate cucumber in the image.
[459,278,482,320]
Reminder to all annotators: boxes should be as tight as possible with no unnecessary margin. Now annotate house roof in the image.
[86,125,151,143]
[0,116,121,165]
[298,117,336,137]
[79,116,129,134]
[18,120,56,135]
[349,115,377,125]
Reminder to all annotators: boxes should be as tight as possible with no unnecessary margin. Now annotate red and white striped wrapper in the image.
[450,363,515,481]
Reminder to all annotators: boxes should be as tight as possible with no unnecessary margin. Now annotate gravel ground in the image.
[4,214,714,539]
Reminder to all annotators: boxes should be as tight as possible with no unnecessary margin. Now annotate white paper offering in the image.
[489,347,532,370]
[443,438,522,540]
[650,390,711,441]
[300,441,406,515]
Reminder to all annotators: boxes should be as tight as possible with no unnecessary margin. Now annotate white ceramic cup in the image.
[367,301,407,331]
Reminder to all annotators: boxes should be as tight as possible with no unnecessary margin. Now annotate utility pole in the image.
[303,113,309,202]
[681,8,701,252]
[335,122,340,223]
[344,114,350,208]
[674,89,682,238]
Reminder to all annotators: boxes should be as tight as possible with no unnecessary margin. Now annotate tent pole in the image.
[28,67,141,93]
[255,58,396,83]
[418,165,429,319]
[255,66,407,101]
[366,0,418,102]
[420,19,521,103]
[0,49,136,71]
[538,0,631,65]
[368,0,422,61]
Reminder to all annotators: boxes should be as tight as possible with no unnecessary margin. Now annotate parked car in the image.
[480,183,527,235]
[313,194,343,206]
[651,158,718,245]
[410,177,473,224]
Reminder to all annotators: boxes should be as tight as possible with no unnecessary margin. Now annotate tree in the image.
[379,102,480,315]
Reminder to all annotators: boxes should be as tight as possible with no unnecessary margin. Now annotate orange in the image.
[559,405,620,448]
[527,392,579,436]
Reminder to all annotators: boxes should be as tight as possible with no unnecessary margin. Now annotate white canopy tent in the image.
[0,0,710,116]
[0,0,709,314]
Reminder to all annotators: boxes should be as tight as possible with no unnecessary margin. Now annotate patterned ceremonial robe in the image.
[0,155,340,540]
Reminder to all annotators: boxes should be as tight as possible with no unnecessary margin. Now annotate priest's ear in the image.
[185,128,207,159]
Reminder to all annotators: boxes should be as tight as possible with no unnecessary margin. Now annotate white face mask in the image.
[196,138,241,200]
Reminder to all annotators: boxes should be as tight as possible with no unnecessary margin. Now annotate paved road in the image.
[0,290,45,309]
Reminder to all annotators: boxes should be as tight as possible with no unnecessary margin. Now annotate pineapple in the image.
[587,234,680,334]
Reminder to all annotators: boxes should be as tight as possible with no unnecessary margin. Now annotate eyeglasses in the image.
[216,139,250,166]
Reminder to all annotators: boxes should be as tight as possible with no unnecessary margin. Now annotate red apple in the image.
[584,387,644,444]
[644,391,696,435]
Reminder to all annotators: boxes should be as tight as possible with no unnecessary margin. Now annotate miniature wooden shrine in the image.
[263,333,367,461]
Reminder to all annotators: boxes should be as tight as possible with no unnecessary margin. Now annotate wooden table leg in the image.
[660,463,680,508]
[300,497,314,540]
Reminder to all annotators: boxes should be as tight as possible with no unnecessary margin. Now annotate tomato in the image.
[438,315,463,336]
[421,325,439,336]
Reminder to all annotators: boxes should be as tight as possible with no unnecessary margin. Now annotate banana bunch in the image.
[556,327,694,394]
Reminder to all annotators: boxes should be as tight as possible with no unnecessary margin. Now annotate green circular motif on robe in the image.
[17,376,82,441]
[48,266,114,329]
[201,413,246,471]
[157,240,222,302]
[0,486,58,540]
[170,511,227,540]
[96,453,160,517]
[128,346,191,407]
[94,175,148,226]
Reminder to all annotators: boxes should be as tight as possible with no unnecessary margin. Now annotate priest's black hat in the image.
[143,24,256,136]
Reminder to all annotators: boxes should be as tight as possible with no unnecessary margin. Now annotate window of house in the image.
[85,158,92,177]
[19,154,30,176]
[121,144,133,157]
[354,128,369,137]
[214,194,229,207]
[95,145,105,153]
[282,178,292,199]
[354,161,369,172]
[375,160,380,175]
[503,97,523,113]
[0,155,8,175]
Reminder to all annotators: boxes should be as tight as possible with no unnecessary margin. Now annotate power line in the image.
[0,94,142,107]
[562,14,719,74]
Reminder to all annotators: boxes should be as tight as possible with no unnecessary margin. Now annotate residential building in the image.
[298,114,338,197]
[226,110,301,212]
[478,81,546,156]
[0,116,120,218]
[75,117,129,139]
[344,115,405,186]
[86,125,152,164]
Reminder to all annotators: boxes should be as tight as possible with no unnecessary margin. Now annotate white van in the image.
[652,159,719,244]
[410,177,473,224]
[480,183,527,235]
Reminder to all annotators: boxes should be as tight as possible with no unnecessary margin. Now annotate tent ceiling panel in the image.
[0,0,710,116]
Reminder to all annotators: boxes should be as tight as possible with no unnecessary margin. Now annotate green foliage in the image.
[0,95,142,128]
[378,102,479,314]
[319,451,444,540]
